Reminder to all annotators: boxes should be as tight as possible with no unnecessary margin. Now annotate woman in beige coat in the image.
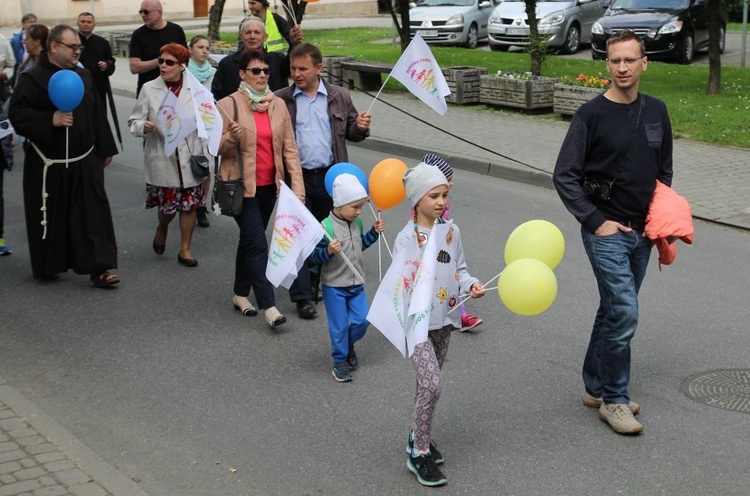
[128,43,206,267]
[217,48,304,330]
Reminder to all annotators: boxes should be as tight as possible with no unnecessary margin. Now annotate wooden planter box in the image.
[442,66,488,105]
[554,84,607,115]
[322,55,356,87]
[479,76,556,110]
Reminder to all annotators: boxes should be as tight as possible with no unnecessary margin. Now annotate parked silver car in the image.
[409,0,498,49]
[488,0,606,53]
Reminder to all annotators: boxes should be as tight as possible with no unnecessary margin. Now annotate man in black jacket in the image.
[211,16,301,101]
[77,13,115,112]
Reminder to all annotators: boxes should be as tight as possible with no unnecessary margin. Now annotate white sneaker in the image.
[599,403,644,435]
[583,391,640,415]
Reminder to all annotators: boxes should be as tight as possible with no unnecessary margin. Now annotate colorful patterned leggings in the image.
[411,325,453,453]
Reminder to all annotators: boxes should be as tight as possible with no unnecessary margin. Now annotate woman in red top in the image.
[217,49,304,330]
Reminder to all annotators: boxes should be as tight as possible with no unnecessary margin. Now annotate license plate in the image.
[505,27,529,35]
[418,30,438,37]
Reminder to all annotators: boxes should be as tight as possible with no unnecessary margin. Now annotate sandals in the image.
[89,271,121,288]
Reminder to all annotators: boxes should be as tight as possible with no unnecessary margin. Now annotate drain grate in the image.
[681,369,750,414]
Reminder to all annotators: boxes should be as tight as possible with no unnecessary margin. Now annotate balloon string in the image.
[65,127,69,169]
[278,0,298,26]
[447,270,503,315]
[368,202,391,257]
[457,286,497,298]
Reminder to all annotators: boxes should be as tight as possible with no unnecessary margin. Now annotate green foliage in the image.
[246,27,750,147]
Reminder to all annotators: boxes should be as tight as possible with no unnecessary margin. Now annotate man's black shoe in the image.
[296,300,317,319]
[407,453,447,487]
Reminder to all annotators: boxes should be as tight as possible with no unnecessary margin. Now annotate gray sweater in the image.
[310,213,379,288]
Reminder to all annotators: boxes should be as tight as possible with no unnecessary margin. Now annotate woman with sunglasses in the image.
[128,43,207,267]
[216,48,304,330]
[187,35,215,229]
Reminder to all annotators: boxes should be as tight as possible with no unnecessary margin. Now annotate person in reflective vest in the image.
[248,0,297,52]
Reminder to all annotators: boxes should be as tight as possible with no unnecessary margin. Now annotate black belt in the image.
[302,165,333,176]
[613,220,645,229]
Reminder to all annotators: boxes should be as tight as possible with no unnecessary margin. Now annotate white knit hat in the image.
[403,162,449,206]
[333,173,368,207]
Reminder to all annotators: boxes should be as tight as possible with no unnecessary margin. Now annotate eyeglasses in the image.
[244,67,271,75]
[157,58,179,66]
[138,9,159,15]
[56,41,84,52]
[607,57,643,66]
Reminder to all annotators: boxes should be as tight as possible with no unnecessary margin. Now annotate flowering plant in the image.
[493,70,545,80]
[557,73,612,89]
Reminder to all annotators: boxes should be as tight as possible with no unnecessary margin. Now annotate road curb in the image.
[0,377,149,496]
[354,137,555,191]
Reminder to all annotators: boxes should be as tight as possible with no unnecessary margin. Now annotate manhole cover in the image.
[681,369,750,414]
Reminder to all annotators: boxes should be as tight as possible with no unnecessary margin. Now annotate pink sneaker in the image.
[460,313,483,332]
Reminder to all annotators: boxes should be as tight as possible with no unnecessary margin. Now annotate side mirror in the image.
[479,0,492,7]
[409,2,417,8]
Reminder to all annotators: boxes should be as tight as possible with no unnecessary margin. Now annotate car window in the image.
[416,0,475,6]
[610,0,689,9]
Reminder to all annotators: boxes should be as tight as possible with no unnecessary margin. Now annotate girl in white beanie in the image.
[395,162,485,487]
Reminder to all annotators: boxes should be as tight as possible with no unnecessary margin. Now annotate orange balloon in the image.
[369,158,407,210]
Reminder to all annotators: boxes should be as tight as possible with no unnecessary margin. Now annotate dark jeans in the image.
[233,187,277,310]
[289,167,334,302]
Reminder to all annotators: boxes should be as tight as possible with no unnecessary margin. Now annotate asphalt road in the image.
[0,94,749,495]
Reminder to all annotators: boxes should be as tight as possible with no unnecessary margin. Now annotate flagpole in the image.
[366,72,394,115]
[321,226,366,286]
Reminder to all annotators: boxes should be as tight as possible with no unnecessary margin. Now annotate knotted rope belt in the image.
[29,141,94,239]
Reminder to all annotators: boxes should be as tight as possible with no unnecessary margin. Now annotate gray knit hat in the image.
[403,162,449,206]
[333,173,368,207]
[421,152,454,181]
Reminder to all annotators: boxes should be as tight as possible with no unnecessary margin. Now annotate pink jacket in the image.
[644,181,694,269]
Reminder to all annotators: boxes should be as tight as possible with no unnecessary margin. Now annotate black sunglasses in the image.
[157,58,179,67]
[245,67,271,75]
[138,9,158,15]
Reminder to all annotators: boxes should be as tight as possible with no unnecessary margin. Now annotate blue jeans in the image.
[581,226,652,405]
[321,284,369,364]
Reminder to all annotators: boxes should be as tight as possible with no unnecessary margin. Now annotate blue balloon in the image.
[325,162,369,196]
[48,70,84,112]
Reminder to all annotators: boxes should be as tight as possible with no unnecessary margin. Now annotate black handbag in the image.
[211,96,244,217]
[184,139,210,178]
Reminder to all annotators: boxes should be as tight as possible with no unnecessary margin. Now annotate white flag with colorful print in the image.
[367,232,421,357]
[185,69,223,156]
[266,182,325,289]
[405,220,451,357]
[156,90,197,157]
[389,34,451,116]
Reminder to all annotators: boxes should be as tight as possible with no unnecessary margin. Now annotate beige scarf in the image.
[239,82,273,112]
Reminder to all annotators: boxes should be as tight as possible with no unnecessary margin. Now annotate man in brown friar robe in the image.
[9,24,120,287]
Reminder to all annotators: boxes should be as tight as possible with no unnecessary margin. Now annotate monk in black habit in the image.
[9,24,120,287]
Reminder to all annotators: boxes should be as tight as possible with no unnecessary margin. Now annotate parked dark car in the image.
[590,0,726,64]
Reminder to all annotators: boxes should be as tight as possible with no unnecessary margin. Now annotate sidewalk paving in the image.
[0,379,148,496]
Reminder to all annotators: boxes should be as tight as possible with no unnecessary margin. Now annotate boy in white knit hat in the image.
[310,173,384,382]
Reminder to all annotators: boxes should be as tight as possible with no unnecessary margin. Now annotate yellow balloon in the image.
[498,258,558,316]
[505,220,565,269]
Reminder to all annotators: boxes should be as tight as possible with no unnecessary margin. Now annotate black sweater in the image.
[553,93,673,233]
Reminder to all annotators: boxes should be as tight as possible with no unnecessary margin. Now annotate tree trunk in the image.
[398,0,411,52]
[706,0,724,94]
[207,0,227,41]
[524,0,544,75]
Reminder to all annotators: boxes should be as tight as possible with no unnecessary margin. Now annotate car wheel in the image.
[465,23,479,49]
[591,50,605,61]
[490,43,510,52]
[719,25,726,54]
[559,24,581,55]
[678,32,694,64]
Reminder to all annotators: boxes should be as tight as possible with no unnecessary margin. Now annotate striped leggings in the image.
[411,325,453,453]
